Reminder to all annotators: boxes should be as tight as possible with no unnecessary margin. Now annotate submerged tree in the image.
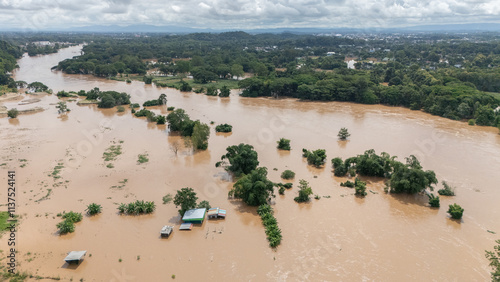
[354,178,367,197]
[447,203,464,220]
[158,93,167,105]
[276,138,291,150]
[86,203,102,215]
[219,85,230,97]
[427,193,440,207]
[337,127,351,140]
[216,143,259,176]
[389,155,437,194]
[166,109,191,131]
[56,101,69,113]
[191,121,210,150]
[173,187,198,216]
[7,108,19,118]
[231,167,274,206]
[438,181,455,196]
[294,179,313,203]
[302,148,326,167]
[485,240,500,282]
[197,200,211,209]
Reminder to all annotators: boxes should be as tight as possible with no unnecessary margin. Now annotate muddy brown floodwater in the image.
[1,45,500,281]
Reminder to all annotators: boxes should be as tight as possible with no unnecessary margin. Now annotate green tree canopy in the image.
[167,109,191,131]
[216,143,259,176]
[191,121,210,150]
[389,156,437,194]
[294,179,313,202]
[231,167,274,206]
[485,239,500,281]
[337,127,351,140]
[277,138,291,150]
[302,149,327,167]
[173,187,198,216]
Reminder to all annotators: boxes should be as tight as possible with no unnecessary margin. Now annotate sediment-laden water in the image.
[0,45,499,281]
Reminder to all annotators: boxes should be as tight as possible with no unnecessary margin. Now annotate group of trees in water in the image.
[77,87,131,108]
[332,149,438,194]
[166,108,210,150]
[47,32,500,129]
[2,32,500,129]
[0,40,23,91]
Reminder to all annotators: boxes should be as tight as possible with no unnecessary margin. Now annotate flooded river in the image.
[1,45,500,281]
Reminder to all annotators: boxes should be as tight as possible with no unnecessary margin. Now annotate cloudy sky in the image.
[0,0,499,31]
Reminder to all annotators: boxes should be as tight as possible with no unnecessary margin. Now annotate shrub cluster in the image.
[215,123,233,132]
[448,203,464,219]
[257,204,282,248]
[280,170,295,180]
[86,203,102,215]
[117,200,156,215]
[438,181,455,196]
[294,179,313,202]
[302,149,326,167]
[333,149,437,194]
[276,138,291,150]
[56,211,83,234]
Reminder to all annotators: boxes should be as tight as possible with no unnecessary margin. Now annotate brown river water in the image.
[1,45,500,281]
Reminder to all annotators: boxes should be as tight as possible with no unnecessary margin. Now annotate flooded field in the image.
[1,45,500,281]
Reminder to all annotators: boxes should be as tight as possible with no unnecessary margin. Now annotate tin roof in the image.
[182,208,206,222]
[64,251,87,262]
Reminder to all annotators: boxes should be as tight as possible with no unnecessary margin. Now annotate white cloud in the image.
[0,0,499,30]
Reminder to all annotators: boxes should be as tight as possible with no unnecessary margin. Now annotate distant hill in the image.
[1,23,499,34]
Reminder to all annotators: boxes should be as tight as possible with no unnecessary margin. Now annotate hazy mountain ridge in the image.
[1,23,499,34]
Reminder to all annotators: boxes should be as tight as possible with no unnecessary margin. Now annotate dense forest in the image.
[52,32,500,127]
[0,40,22,92]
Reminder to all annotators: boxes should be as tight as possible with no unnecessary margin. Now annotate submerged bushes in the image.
[56,211,83,235]
[333,149,437,194]
[257,204,282,248]
[302,148,326,167]
[117,200,156,215]
[215,123,232,132]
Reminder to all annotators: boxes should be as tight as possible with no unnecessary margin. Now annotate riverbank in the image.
[0,92,46,115]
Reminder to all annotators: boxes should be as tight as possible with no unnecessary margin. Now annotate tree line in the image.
[48,32,500,128]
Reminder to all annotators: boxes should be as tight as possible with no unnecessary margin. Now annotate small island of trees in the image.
[215,123,232,133]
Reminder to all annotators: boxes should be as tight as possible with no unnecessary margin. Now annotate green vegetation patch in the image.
[117,200,156,215]
[294,179,313,202]
[215,123,232,133]
[50,163,64,179]
[103,145,122,161]
[276,138,291,150]
[302,148,326,167]
[0,211,15,232]
[137,154,149,164]
[281,170,295,180]
[257,204,282,248]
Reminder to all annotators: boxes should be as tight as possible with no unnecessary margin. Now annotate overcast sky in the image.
[0,0,499,31]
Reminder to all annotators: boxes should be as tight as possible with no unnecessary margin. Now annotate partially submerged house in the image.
[160,225,173,237]
[182,208,206,224]
[207,208,226,219]
[179,223,193,230]
[64,251,87,264]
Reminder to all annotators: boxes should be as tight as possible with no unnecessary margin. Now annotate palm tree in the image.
[118,203,126,214]
[145,201,156,214]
